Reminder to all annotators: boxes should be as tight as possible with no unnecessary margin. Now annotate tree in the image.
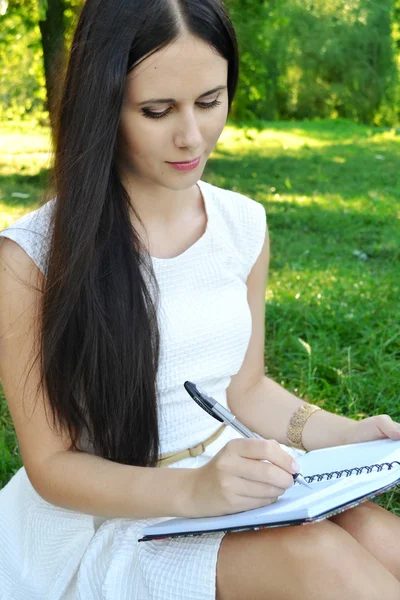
[38,0,67,131]
[0,0,80,129]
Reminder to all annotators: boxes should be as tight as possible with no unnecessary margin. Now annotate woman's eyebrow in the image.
[136,85,227,106]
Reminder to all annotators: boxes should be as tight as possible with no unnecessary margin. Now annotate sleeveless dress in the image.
[0,179,299,600]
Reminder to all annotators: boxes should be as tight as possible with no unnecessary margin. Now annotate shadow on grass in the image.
[206,144,399,207]
[1,146,398,267]
[0,166,52,209]
[228,118,400,144]
[1,125,399,210]
[265,199,399,264]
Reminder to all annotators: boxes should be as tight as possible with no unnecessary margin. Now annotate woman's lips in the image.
[167,157,201,171]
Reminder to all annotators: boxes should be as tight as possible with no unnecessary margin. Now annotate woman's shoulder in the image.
[0,198,56,276]
[202,180,267,278]
[1,198,56,233]
[202,179,266,223]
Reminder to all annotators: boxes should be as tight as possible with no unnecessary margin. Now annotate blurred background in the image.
[0,0,399,512]
[1,0,400,127]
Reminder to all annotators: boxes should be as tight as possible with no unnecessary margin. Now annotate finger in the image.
[235,477,288,500]
[226,495,278,515]
[226,438,298,475]
[235,455,295,490]
[375,415,400,440]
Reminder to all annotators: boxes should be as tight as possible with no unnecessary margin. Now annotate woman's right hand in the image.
[183,438,299,518]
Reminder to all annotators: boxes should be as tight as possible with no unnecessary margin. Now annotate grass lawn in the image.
[0,118,399,513]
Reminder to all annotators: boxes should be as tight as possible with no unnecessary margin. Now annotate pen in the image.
[184,381,312,489]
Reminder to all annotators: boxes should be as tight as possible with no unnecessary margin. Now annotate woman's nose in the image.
[174,109,203,149]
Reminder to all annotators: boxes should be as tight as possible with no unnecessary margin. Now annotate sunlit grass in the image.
[0,122,52,174]
[1,118,399,514]
[205,118,400,513]
[0,121,52,227]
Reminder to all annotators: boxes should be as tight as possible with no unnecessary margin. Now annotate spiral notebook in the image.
[139,438,400,542]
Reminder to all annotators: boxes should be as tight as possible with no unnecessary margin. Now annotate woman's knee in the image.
[330,501,400,581]
[282,519,356,573]
[330,501,391,545]
[276,518,400,596]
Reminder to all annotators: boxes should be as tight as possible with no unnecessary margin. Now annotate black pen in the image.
[184,381,312,489]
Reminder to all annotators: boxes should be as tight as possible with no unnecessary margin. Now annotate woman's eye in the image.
[142,98,222,120]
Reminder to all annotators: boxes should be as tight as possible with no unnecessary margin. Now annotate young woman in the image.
[0,1,399,598]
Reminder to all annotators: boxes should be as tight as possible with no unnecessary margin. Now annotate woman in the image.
[0,1,399,598]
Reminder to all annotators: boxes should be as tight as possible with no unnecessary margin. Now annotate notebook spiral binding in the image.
[305,461,400,483]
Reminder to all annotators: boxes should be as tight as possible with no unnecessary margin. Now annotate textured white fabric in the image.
[0,179,288,599]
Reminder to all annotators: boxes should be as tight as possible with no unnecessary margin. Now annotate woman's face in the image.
[117,34,229,191]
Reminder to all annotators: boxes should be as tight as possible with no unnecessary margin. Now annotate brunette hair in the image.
[38,0,239,467]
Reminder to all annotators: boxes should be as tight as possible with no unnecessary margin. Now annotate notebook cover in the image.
[138,478,400,542]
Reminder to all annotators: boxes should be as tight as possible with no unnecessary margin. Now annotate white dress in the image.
[0,179,298,600]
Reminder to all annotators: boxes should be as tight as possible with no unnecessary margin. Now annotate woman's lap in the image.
[215,501,400,600]
[3,467,400,599]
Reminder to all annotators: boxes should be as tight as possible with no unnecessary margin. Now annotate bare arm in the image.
[0,238,192,520]
[37,450,193,519]
[226,224,357,451]
[230,375,356,451]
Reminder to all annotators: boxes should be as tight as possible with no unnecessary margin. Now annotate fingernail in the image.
[291,460,301,473]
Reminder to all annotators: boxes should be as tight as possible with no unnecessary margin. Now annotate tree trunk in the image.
[38,0,67,136]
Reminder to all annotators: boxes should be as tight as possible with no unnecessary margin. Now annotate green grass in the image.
[1,118,399,514]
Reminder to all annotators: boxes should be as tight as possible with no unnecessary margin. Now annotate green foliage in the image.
[38,0,48,20]
[228,0,400,126]
[0,0,47,123]
[0,1,400,125]
[0,0,81,124]
[224,0,275,120]
[279,0,396,124]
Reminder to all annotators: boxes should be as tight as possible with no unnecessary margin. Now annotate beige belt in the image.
[157,424,227,467]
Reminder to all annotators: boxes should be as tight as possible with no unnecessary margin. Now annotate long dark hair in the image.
[38,0,239,467]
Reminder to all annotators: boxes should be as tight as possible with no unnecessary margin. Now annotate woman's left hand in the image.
[343,415,400,445]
